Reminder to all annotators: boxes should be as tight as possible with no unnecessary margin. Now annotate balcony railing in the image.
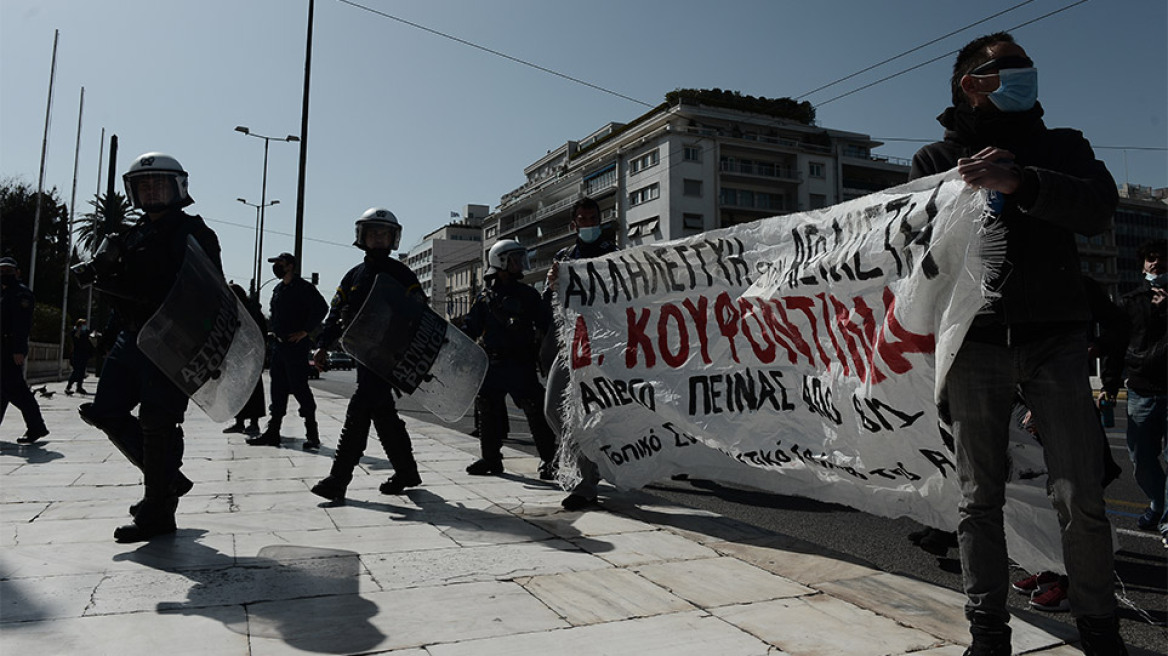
[501,193,580,235]
[719,160,802,181]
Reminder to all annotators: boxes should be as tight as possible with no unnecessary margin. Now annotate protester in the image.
[463,239,557,478]
[1,257,50,444]
[76,152,221,542]
[248,251,327,449]
[1102,238,1167,547]
[541,197,619,509]
[222,283,266,436]
[910,33,1127,655]
[309,208,423,501]
[64,318,95,396]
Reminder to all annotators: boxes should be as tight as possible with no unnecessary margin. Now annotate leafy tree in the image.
[0,177,70,305]
[76,191,139,254]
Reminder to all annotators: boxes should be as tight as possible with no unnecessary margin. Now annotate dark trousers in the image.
[476,358,556,464]
[67,356,89,387]
[89,331,188,501]
[268,341,316,420]
[0,352,46,432]
[331,366,417,478]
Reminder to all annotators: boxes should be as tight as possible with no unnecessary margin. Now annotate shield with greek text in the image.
[137,236,265,422]
[341,273,487,422]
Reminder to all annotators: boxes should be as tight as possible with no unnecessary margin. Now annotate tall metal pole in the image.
[259,138,271,281]
[30,29,59,292]
[294,0,315,274]
[58,87,84,376]
[87,127,105,323]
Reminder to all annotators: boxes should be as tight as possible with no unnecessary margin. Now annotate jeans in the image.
[1125,388,1167,529]
[544,354,600,497]
[942,329,1116,623]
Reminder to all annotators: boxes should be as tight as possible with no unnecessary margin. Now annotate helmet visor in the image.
[356,223,400,251]
[127,173,179,210]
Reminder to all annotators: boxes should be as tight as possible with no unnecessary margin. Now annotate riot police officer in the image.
[463,239,557,478]
[77,152,222,542]
[309,208,424,501]
[1,257,49,443]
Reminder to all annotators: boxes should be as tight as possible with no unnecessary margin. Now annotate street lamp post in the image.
[237,197,280,299]
[234,126,298,281]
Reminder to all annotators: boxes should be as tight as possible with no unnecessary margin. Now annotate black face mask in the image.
[272,263,287,278]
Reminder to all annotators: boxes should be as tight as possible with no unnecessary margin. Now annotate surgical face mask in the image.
[986,67,1037,112]
[578,225,602,244]
[1146,272,1167,288]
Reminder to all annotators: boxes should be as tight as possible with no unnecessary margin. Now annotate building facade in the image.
[482,95,911,289]
[402,204,488,317]
[1111,184,1168,295]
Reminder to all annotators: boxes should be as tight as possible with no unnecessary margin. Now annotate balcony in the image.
[501,194,580,236]
[719,160,801,182]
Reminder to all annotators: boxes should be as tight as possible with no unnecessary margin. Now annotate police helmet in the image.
[354,207,402,251]
[123,152,191,212]
[486,239,529,276]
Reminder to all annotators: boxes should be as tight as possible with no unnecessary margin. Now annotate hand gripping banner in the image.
[137,236,265,422]
[340,273,487,422]
[552,170,1091,574]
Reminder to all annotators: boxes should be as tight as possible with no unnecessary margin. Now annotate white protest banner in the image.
[554,170,1071,573]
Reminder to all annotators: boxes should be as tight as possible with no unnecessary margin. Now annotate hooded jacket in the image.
[910,103,1118,332]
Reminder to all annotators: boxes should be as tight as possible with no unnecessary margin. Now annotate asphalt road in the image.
[311,371,1167,653]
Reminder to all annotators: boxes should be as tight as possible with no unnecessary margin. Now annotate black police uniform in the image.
[65,324,94,393]
[257,274,327,444]
[82,208,221,541]
[1,271,49,439]
[310,253,424,500]
[464,274,557,474]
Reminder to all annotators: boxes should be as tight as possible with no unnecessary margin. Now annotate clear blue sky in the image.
[2,0,1165,295]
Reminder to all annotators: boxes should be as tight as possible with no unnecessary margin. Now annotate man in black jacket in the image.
[1102,239,1167,545]
[249,252,328,449]
[910,33,1126,655]
[79,152,221,542]
[309,208,423,501]
[464,239,557,478]
[1,257,49,444]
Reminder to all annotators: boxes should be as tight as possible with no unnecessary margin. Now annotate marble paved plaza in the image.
[2,386,1083,655]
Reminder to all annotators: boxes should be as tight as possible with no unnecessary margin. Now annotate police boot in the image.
[311,408,370,501]
[78,404,192,513]
[374,411,421,494]
[302,417,321,451]
[114,430,179,543]
[248,418,282,446]
[963,616,1011,656]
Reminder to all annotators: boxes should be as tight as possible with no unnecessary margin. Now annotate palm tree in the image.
[75,191,139,255]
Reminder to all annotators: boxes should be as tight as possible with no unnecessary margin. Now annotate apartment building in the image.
[1112,183,1168,294]
[401,204,488,317]
[482,91,910,287]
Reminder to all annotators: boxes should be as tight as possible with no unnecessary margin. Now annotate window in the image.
[629,149,660,174]
[683,213,704,231]
[627,216,660,239]
[810,193,828,209]
[683,179,702,197]
[809,162,825,178]
[684,146,703,162]
[629,183,660,207]
[584,165,617,196]
[485,226,497,239]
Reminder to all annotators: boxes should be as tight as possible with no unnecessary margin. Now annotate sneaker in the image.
[1136,505,1164,531]
[246,426,281,446]
[561,494,599,511]
[64,388,74,396]
[17,426,50,444]
[1012,571,1060,594]
[379,472,422,495]
[1075,615,1128,655]
[466,459,503,476]
[1030,580,1070,612]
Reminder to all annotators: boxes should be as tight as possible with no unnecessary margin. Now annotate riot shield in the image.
[340,273,487,423]
[137,236,265,422]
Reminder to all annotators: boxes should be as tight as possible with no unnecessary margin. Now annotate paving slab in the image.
[713,594,942,656]
[634,556,815,608]
[519,567,695,625]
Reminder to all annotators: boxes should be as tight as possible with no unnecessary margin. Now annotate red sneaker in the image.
[1029,580,1070,612]
[1011,571,1059,594]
